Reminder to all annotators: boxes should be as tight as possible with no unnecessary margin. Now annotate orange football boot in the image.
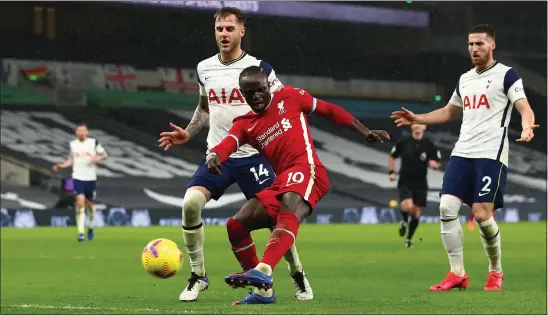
[467,216,475,231]
[430,272,469,291]
[484,271,503,291]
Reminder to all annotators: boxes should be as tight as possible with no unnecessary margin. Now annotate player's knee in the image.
[182,190,207,225]
[472,203,493,223]
[76,207,85,215]
[400,199,413,212]
[280,192,303,213]
[439,194,462,221]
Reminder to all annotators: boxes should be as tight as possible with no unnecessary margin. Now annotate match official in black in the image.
[388,124,441,248]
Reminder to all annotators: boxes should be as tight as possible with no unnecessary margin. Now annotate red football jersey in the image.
[211,86,356,175]
[229,87,323,173]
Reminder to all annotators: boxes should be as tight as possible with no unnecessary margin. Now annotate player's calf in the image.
[399,199,413,237]
[227,218,259,271]
[182,189,208,277]
[75,197,86,241]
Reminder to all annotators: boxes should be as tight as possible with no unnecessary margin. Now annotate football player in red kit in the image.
[205,65,390,305]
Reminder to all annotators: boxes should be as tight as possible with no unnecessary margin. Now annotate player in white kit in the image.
[158,7,313,304]
[53,123,107,242]
[391,24,538,291]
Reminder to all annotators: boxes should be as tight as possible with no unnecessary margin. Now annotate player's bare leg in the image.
[430,194,469,291]
[472,202,503,291]
[399,199,413,240]
[75,194,86,242]
[405,205,421,248]
[180,186,210,302]
[85,200,96,240]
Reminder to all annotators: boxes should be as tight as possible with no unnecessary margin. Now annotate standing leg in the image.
[398,187,413,237]
[473,159,506,291]
[473,203,503,287]
[406,205,421,247]
[85,200,96,240]
[75,194,86,242]
[179,187,209,302]
[430,156,472,291]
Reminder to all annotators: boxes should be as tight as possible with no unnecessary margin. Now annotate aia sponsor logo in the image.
[463,94,491,110]
[208,88,245,105]
[75,152,93,158]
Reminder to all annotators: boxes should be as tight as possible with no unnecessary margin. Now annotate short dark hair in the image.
[469,24,496,40]
[214,7,246,25]
[75,122,87,128]
[239,66,264,81]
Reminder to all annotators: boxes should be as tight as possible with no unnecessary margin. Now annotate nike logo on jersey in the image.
[259,178,270,184]
[248,123,258,131]
[478,191,490,196]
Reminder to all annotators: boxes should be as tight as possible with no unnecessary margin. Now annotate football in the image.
[142,238,183,279]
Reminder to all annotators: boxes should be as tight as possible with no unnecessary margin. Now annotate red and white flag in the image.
[104,64,137,91]
[158,67,199,94]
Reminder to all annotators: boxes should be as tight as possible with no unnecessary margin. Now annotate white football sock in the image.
[441,219,465,277]
[255,262,273,276]
[76,207,85,234]
[284,244,303,275]
[478,217,502,272]
[253,287,274,297]
[87,205,95,229]
[182,190,207,277]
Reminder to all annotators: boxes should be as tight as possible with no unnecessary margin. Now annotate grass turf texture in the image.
[1,223,546,314]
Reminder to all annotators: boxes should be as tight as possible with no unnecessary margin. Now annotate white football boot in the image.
[291,270,313,300]
[179,272,209,302]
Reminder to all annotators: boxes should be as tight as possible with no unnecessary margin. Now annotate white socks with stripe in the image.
[439,195,465,277]
[182,190,207,277]
[478,217,502,272]
[76,207,85,234]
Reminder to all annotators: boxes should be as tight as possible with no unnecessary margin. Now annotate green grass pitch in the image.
[1,223,546,314]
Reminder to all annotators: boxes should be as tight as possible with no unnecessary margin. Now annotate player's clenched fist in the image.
[158,122,190,151]
[391,107,417,127]
[205,152,222,175]
[366,130,390,143]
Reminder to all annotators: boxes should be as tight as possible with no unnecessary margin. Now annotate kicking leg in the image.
[473,202,503,291]
[180,187,210,302]
[228,198,278,305]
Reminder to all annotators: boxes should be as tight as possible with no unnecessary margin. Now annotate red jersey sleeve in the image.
[210,119,248,162]
[292,88,356,127]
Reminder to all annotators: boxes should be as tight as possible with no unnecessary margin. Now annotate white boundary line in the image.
[4,304,196,313]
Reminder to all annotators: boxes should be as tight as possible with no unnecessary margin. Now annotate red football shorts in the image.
[256,164,330,223]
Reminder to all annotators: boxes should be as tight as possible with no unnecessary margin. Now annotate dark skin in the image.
[206,71,390,229]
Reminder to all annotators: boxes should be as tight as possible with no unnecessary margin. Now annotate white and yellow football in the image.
[142,238,183,279]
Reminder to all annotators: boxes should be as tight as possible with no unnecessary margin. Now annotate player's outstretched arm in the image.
[301,92,390,143]
[514,99,539,142]
[391,104,462,127]
[52,156,73,172]
[158,96,209,151]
